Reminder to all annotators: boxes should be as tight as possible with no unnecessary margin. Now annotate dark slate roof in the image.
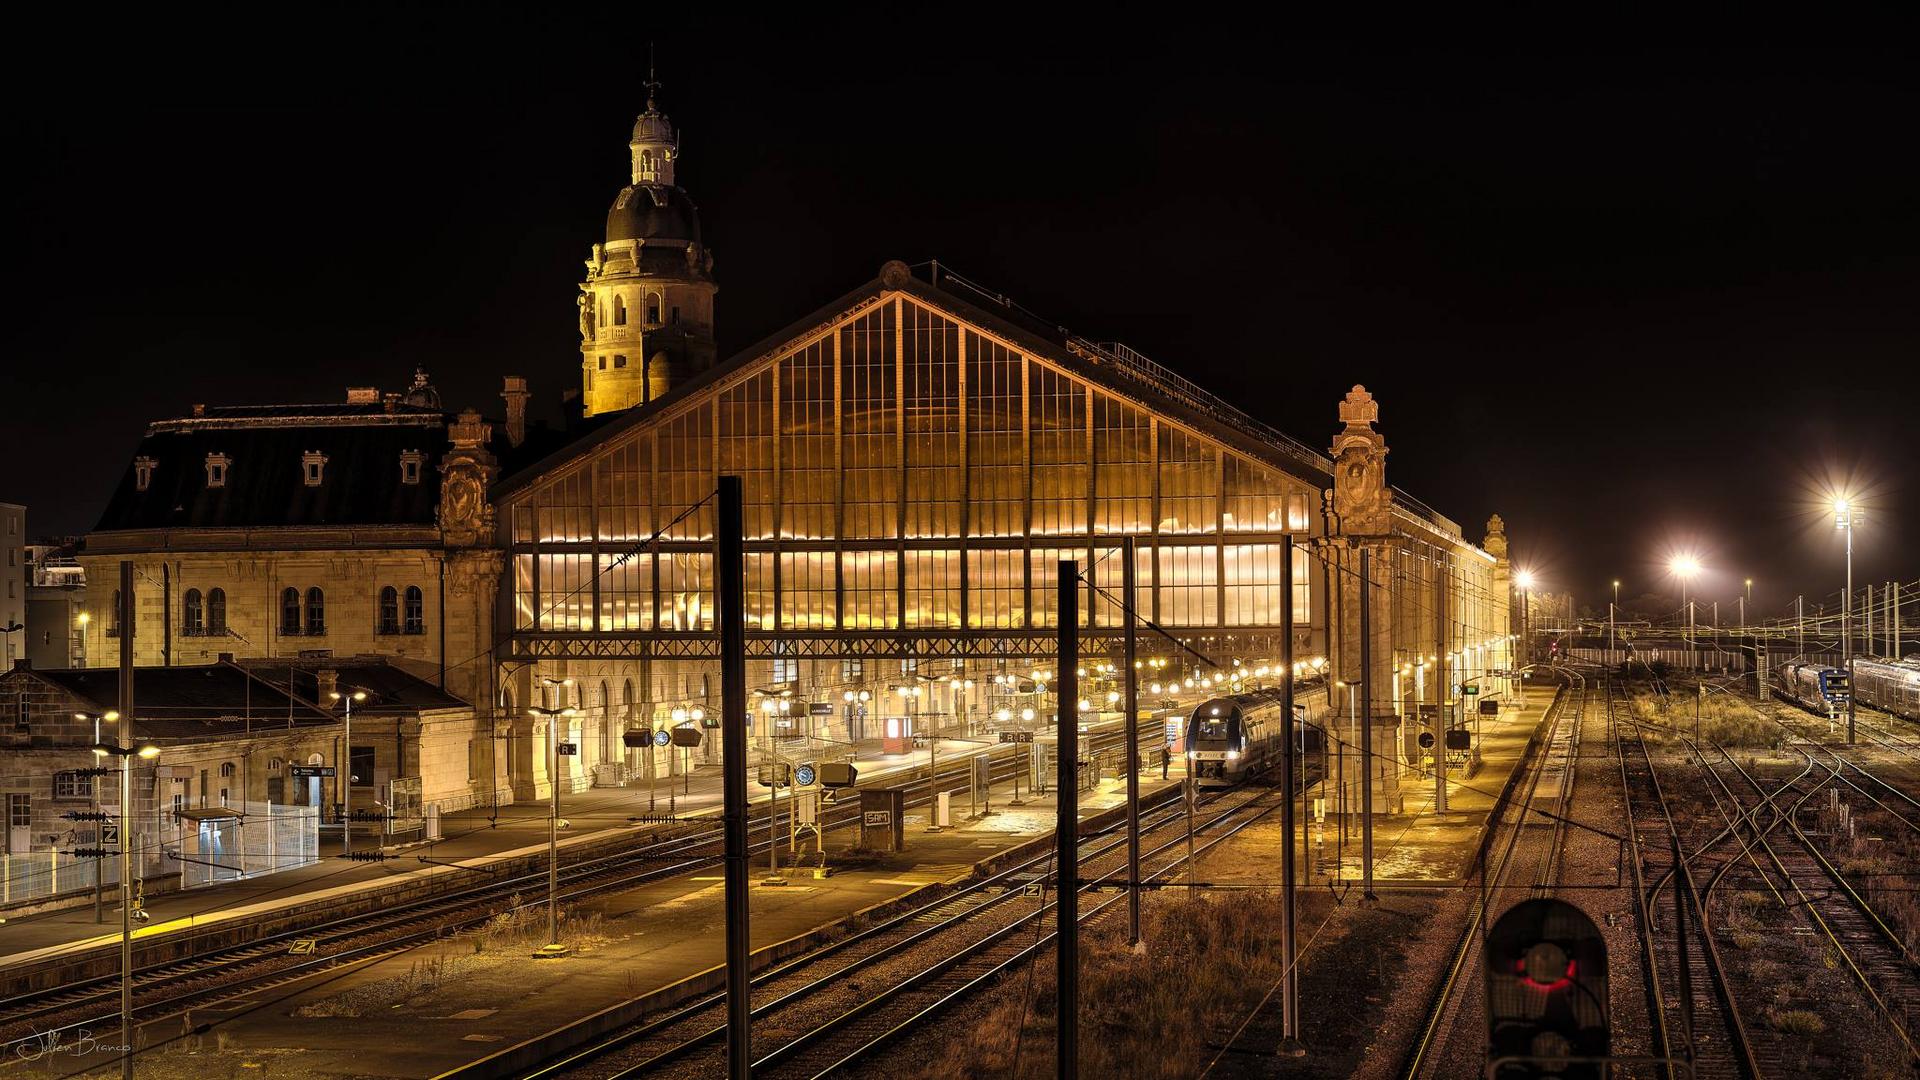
[607,183,702,246]
[93,417,449,532]
[246,658,471,714]
[31,664,337,740]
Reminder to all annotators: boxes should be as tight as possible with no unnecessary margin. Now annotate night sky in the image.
[6,15,1917,618]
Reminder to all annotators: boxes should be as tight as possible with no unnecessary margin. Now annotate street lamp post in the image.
[1836,499,1857,744]
[528,696,578,959]
[327,689,367,855]
[1610,580,1621,675]
[91,736,158,1080]
[1670,556,1701,673]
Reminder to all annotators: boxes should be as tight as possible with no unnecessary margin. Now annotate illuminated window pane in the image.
[1158,427,1217,534]
[718,371,775,540]
[658,410,714,540]
[966,337,1023,538]
[514,554,534,630]
[597,552,654,631]
[1156,545,1218,627]
[1088,541,1152,628]
[902,302,962,539]
[535,466,591,544]
[904,549,960,628]
[594,439,651,542]
[1029,364,1087,537]
[1029,549,1088,628]
[744,552,774,629]
[779,551,835,630]
[1093,394,1151,534]
[660,552,713,630]
[842,550,899,629]
[841,307,897,539]
[536,553,595,631]
[1223,543,1280,626]
[1293,545,1311,625]
[779,339,836,540]
[1223,456,1292,533]
[966,548,1024,629]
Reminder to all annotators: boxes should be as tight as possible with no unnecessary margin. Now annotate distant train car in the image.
[1846,657,1920,721]
[1184,681,1330,788]
[1776,661,1851,717]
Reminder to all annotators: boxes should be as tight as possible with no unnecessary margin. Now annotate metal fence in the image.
[0,850,122,908]
[178,801,319,889]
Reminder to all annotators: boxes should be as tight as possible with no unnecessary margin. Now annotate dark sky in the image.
[5,15,1916,618]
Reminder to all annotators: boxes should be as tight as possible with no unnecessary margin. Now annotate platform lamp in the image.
[327,689,367,855]
[1668,556,1701,672]
[1513,569,1537,670]
[527,697,578,959]
[90,733,158,1080]
[1835,497,1857,744]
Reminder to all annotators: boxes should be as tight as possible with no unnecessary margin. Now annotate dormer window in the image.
[205,453,231,488]
[302,451,328,487]
[400,450,425,485]
[134,456,157,492]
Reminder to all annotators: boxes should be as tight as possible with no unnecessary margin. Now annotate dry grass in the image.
[895,892,1293,1079]
[469,894,607,954]
[1767,1008,1828,1036]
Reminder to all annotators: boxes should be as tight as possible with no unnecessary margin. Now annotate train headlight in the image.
[1226,750,1240,761]
[1186,750,1197,759]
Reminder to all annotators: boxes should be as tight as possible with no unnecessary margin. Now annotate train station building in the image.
[60,89,1516,823]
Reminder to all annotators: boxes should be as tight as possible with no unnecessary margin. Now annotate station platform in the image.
[54,765,1180,1078]
[1194,686,1559,889]
[0,720,1137,976]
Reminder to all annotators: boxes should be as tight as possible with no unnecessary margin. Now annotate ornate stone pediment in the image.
[438,410,498,548]
[1484,514,1508,560]
[1329,385,1392,535]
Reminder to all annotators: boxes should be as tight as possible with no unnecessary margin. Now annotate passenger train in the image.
[1185,681,1331,788]
[1776,657,1920,722]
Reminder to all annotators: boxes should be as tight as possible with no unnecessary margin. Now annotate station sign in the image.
[101,821,119,846]
[863,810,892,826]
[556,743,579,756]
[998,730,1035,744]
[808,703,835,716]
[290,765,336,779]
[756,763,792,788]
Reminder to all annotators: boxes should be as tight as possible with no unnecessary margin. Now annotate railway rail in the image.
[525,780,1286,1079]
[0,729,1136,1063]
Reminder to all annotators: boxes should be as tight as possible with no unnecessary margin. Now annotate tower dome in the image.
[577,73,718,418]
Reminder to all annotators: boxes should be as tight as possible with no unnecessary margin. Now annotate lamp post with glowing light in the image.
[328,689,368,854]
[1669,556,1701,672]
[1514,570,1536,672]
[1836,498,1857,743]
[91,733,159,1080]
[1610,580,1621,674]
[1741,578,1753,627]
[529,686,577,958]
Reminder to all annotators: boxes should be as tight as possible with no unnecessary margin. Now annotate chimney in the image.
[382,392,401,414]
[502,376,530,448]
[192,404,206,417]
[346,387,380,405]
[316,669,339,703]
[217,652,235,664]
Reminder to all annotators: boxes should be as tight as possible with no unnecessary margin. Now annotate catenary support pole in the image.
[716,477,751,1080]
[1278,535,1300,1042]
[1360,547,1376,901]
[1123,536,1141,948]
[117,561,134,1080]
[1055,560,1079,1080]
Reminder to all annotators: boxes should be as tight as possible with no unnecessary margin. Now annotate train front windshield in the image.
[1188,702,1240,751]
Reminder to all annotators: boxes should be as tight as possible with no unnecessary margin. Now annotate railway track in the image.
[1700,745,1920,1065]
[1401,668,1586,1080]
[1617,708,1760,1079]
[528,781,1283,1079]
[0,732,1133,1062]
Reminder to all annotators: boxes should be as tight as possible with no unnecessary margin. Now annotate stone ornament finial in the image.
[1484,513,1508,560]
[439,409,499,548]
[1338,384,1380,433]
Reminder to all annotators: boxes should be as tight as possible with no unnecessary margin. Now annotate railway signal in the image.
[1485,898,1609,1079]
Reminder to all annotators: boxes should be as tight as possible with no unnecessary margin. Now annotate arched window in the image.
[183,589,204,636]
[305,588,326,635]
[639,148,654,180]
[645,295,661,324]
[378,586,400,635]
[600,679,613,759]
[280,588,302,635]
[613,295,627,326]
[404,586,425,635]
[219,761,236,778]
[207,588,226,634]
